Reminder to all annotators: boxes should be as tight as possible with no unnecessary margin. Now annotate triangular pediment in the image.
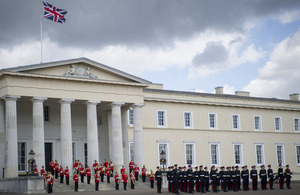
[3,58,151,84]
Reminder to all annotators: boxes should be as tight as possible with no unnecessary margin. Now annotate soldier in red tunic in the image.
[79,164,85,183]
[129,160,135,174]
[109,161,114,177]
[130,171,136,189]
[86,165,92,184]
[93,160,99,174]
[134,165,140,181]
[54,160,59,179]
[95,171,100,191]
[104,158,109,168]
[142,165,147,182]
[46,172,54,194]
[285,164,293,189]
[49,159,55,175]
[114,172,121,190]
[40,165,46,186]
[100,164,105,182]
[122,170,128,190]
[149,169,155,188]
[120,165,126,175]
[73,172,79,191]
[65,166,70,185]
[59,165,64,183]
[106,166,111,183]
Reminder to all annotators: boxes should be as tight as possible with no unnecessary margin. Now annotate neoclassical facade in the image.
[0,58,299,180]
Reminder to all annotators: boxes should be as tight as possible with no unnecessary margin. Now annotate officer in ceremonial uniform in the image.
[250,165,258,191]
[241,165,249,191]
[172,164,180,194]
[95,171,100,191]
[220,166,227,192]
[199,165,206,193]
[259,165,267,190]
[179,167,183,191]
[194,166,200,192]
[284,164,292,189]
[210,165,217,193]
[183,166,188,192]
[267,164,274,190]
[155,166,162,193]
[278,163,284,189]
[204,167,210,192]
[187,165,194,194]
[230,166,237,191]
[235,166,241,190]
[170,166,174,193]
[216,168,220,191]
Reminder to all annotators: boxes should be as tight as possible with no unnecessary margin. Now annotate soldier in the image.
[267,164,274,190]
[49,159,55,175]
[73,171,79,192]
[278,163,284,189]
[167,167,172,192]
[179,167,183,191]
[204,166,210,192]
[130,171,136,189]
[106,165,111,183]
[122,170,128,190]
[142,165,147,182]
[129,159,135,173]
[46,172,54,194]
[65,166,70,185]
[227,167,232,191]
[149,169,155,188]
[109,160,114,177]
[155,166,162,193]
[235,166,241,190]
[40,165,46,186]
[210,165,218,193]
[134,164,140,181]
[86,165,92,184]
[100,163,105,182]
[216,168,220,192]
[284,164,292,189]
[54,160,59,179]
[172,164,180,194]
[230,166,237,191]
[59,165,64,183]
[199,165,206,193]
[120,165,126,175]
[241,165,249,191]
[114,171,121,190]
[250,165,258,191]
[95,171,100,191]
[104,158,109,168]
[194,166,200,192]
[73,160,78,172]
[220,166,227,192]
[183,166,188,192]
[170,166,174,193]
[187,165,194,193]
[93,160,99,174]
[259,165,267,190]
[79,164,85,183]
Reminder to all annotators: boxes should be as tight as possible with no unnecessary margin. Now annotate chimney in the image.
[215,86,223,95]
[289,93,299,101]
[235,91,250,97]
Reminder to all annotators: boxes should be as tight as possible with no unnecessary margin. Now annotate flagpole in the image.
[40,1,43,64]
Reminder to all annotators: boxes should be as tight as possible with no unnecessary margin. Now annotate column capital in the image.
[86,100,101,106]
[31,97,47,103]
[132,103,144,108]
[1,95,20,101]
[59,99,75,104]
[111,102,125,107]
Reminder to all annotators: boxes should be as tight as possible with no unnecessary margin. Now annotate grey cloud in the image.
[1,0,300,50]
[192,42,228,68]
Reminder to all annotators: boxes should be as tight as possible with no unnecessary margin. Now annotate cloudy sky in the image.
[1,0,300,99]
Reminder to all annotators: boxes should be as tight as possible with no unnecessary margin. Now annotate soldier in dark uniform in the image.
[220,166,227,192]
[267,164,274,190]
[199,165,206,193]
[187,165,194,194]
[170,166,174,193]
[210,166,218,193]
[284,164,292,189]
[172,164,180,194]
[250,165,258,191]
[235,166,241,190]
[204,167,210,192]
[226,167,232,191]
[230,166,237,191]
[155,166,162,193]
[259,165,267,190]
[216,168,220,192]
[179,167,183,192]
[183,166,188,192]
[167,167,171,192]
[241,165,249,191]
[194,166,200,192]
[278,163,284,189]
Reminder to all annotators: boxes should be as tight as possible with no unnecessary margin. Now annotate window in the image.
[209,142,220,166]
[254,116,262,131]
[157,142,169,167]
[255,143,265,165]
[209,113,217,129]
[18,142,27,172]
[184,112,193,128]
[232,114,240,130]
[44,105,50,122]
[129,141,134,161]
[233,143,243,165]
[72,143,76,164]
[157,110,167,127]
[84,143,88,168]
[276,144,285,166]
[274,117,282,131]
[296,145,300,166]
[294,118,300,132]
[184,143,195,166]
[128,109,133,126]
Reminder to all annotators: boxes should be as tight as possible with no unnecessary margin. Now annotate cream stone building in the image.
[0,58,299,180]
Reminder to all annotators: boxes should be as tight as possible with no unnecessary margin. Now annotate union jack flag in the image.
[43,1,67,24]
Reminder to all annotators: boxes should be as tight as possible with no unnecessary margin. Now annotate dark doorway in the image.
[45,143,53,172]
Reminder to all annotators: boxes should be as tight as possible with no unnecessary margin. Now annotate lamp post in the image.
[28,149,37,176]
[160,150,167,172]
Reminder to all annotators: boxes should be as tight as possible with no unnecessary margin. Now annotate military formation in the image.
[155,163,293,194]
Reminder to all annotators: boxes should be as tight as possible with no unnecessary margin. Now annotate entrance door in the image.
[45,143,53,172]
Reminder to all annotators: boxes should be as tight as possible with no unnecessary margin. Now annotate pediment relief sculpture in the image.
[65,65,98,79]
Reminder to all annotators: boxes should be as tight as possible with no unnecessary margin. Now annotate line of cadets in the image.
[36,159,152,193]
[157,163,293,194]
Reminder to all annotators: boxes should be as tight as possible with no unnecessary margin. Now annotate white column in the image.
[32,97,47,170]
[107,111,112,160]
[0,100,5,178]
[2,95,20,178]
[121,106,130,173]
[133,104,144,168]
[60,99,74,176]
[86,101,100,168]
[110,102,124,172]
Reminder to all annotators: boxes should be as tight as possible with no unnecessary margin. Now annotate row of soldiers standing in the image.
[156,163,292,194]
